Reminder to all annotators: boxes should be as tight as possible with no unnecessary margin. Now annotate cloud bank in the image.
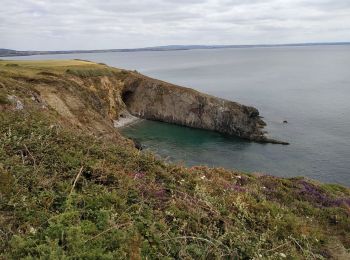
[0,0,349,50]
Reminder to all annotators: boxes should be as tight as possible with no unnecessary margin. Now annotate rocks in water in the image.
[121,73,289,145]
[131,138,143,150]
[263,138,290,145]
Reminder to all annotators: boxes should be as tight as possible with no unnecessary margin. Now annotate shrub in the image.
[0,93,9,104]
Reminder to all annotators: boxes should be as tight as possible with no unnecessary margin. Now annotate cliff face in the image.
[0,60,287,144]
[122,73,287,144]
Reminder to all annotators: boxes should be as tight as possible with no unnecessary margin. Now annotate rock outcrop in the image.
[122,73,289,144]
[0,60,288,144]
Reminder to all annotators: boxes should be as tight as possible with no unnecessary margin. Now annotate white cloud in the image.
[0,0,349,50]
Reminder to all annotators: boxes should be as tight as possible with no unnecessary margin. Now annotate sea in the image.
[5,45,350,186]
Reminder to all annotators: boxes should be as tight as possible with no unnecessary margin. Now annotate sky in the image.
[1,0,350,50]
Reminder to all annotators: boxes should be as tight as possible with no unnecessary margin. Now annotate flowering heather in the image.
[132,171,146,180]
[297,180,333,206]
[1,67,350,260]
[331,197,350,207]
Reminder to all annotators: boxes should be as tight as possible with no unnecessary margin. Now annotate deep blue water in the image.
[5,45,350,185]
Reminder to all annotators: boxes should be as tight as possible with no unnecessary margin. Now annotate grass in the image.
[0,59,129,138]
[1,59,94,68]
[0,60,121,79]
[0,110,349,259]
[0,92,10,105]
[66,68,117,77]
[0,61,350,259]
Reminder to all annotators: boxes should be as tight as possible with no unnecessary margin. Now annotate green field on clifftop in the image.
[0,61,350,259]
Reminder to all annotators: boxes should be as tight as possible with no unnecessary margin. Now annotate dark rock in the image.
[131,138,143,150]
[121,73,289,145]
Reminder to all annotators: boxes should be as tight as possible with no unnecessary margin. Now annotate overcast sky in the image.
[1,0,350,50]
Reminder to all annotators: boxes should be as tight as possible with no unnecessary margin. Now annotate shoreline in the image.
[113,112,142,128]
[1,59,350,258]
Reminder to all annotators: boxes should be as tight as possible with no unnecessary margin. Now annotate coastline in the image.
[113,111,142,128]
[1,59,350,258]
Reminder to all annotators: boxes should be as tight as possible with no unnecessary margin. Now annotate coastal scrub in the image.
[0,60,349,259]
[1,111,349,259]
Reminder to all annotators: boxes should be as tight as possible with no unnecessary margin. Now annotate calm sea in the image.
[6,45,350,185]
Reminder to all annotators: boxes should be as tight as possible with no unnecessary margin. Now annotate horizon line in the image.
[1,41,350,56]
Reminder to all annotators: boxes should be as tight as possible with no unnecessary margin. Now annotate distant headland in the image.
[1,42,350,57]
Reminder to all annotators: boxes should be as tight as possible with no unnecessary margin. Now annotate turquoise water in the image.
[120,120,292,173]
[6,45,350,185]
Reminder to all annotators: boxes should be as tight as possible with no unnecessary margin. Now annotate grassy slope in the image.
[0,61,350,259]
[0,60,131,139]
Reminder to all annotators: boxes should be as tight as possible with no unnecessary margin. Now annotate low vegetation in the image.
[66,68,117,77]
[0,61,349,259]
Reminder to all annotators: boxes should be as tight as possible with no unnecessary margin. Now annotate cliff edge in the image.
[122,73,288,144]
[0,59,287,144]
[1,60,349,259]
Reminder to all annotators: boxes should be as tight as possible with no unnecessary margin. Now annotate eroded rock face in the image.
[0,61,287,144]
[122,73,288,144]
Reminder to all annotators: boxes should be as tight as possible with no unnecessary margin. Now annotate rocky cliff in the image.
[0,60,287,144]
[1,60,350,259]
[122,73,288,144]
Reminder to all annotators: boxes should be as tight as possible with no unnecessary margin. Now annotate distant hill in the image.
[0,48,33,57]
[1,42,350,57]
[0,49,16,55]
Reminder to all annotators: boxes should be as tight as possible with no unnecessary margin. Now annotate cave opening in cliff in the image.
[122,90,134,106]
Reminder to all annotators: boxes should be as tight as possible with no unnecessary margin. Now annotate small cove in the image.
[6,45,350,185]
